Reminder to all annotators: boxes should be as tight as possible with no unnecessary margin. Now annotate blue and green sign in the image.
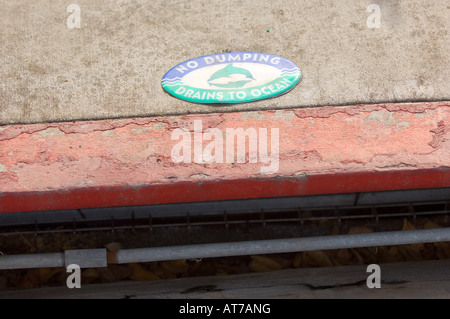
[162,52,302,104]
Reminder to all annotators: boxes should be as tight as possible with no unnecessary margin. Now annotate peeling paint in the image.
[101,130,115,136]
[0,102,449,201]
[151,122,166,130]
[274,110,295,120]
[241,111,266,121]
[397,121,410,131]
[131,127,150,134]
[365,110,396,126]
[38,127,65,137]
[292,102,449,120]
[190,173,210,179]
[0,119,158,141]
[293,172,307,179]
[0,164,7,172]
[429,121,449,148]
[1,103,447,142]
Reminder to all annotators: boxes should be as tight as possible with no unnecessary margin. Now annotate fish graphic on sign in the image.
[207,64,255,88]
[161,52,302,104]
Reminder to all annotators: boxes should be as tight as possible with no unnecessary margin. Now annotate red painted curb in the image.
[1,169,449,213]
[1,102,449,213]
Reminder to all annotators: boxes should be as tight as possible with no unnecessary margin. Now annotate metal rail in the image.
[1,228,449,270]
[115,228,450,264]
[0,189,448,270]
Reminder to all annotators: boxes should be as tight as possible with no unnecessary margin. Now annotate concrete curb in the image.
[1,102,449,213]
[2,0,449,125]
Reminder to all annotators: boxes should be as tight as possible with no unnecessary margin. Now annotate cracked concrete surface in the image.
[0,0,449,125]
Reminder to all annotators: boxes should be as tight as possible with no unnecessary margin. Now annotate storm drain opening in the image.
[0,188,449,289]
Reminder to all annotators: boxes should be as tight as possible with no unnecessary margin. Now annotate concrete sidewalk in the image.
[1,259,449,298]
[1,0,449,125]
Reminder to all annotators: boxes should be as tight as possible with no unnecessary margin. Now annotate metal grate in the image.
[0,194,449,240]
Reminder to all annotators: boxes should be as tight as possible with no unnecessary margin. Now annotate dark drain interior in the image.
[0,188,449,290]
[1,188,449,252]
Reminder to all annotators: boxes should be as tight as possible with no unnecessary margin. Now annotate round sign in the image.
[162,52,302,104]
